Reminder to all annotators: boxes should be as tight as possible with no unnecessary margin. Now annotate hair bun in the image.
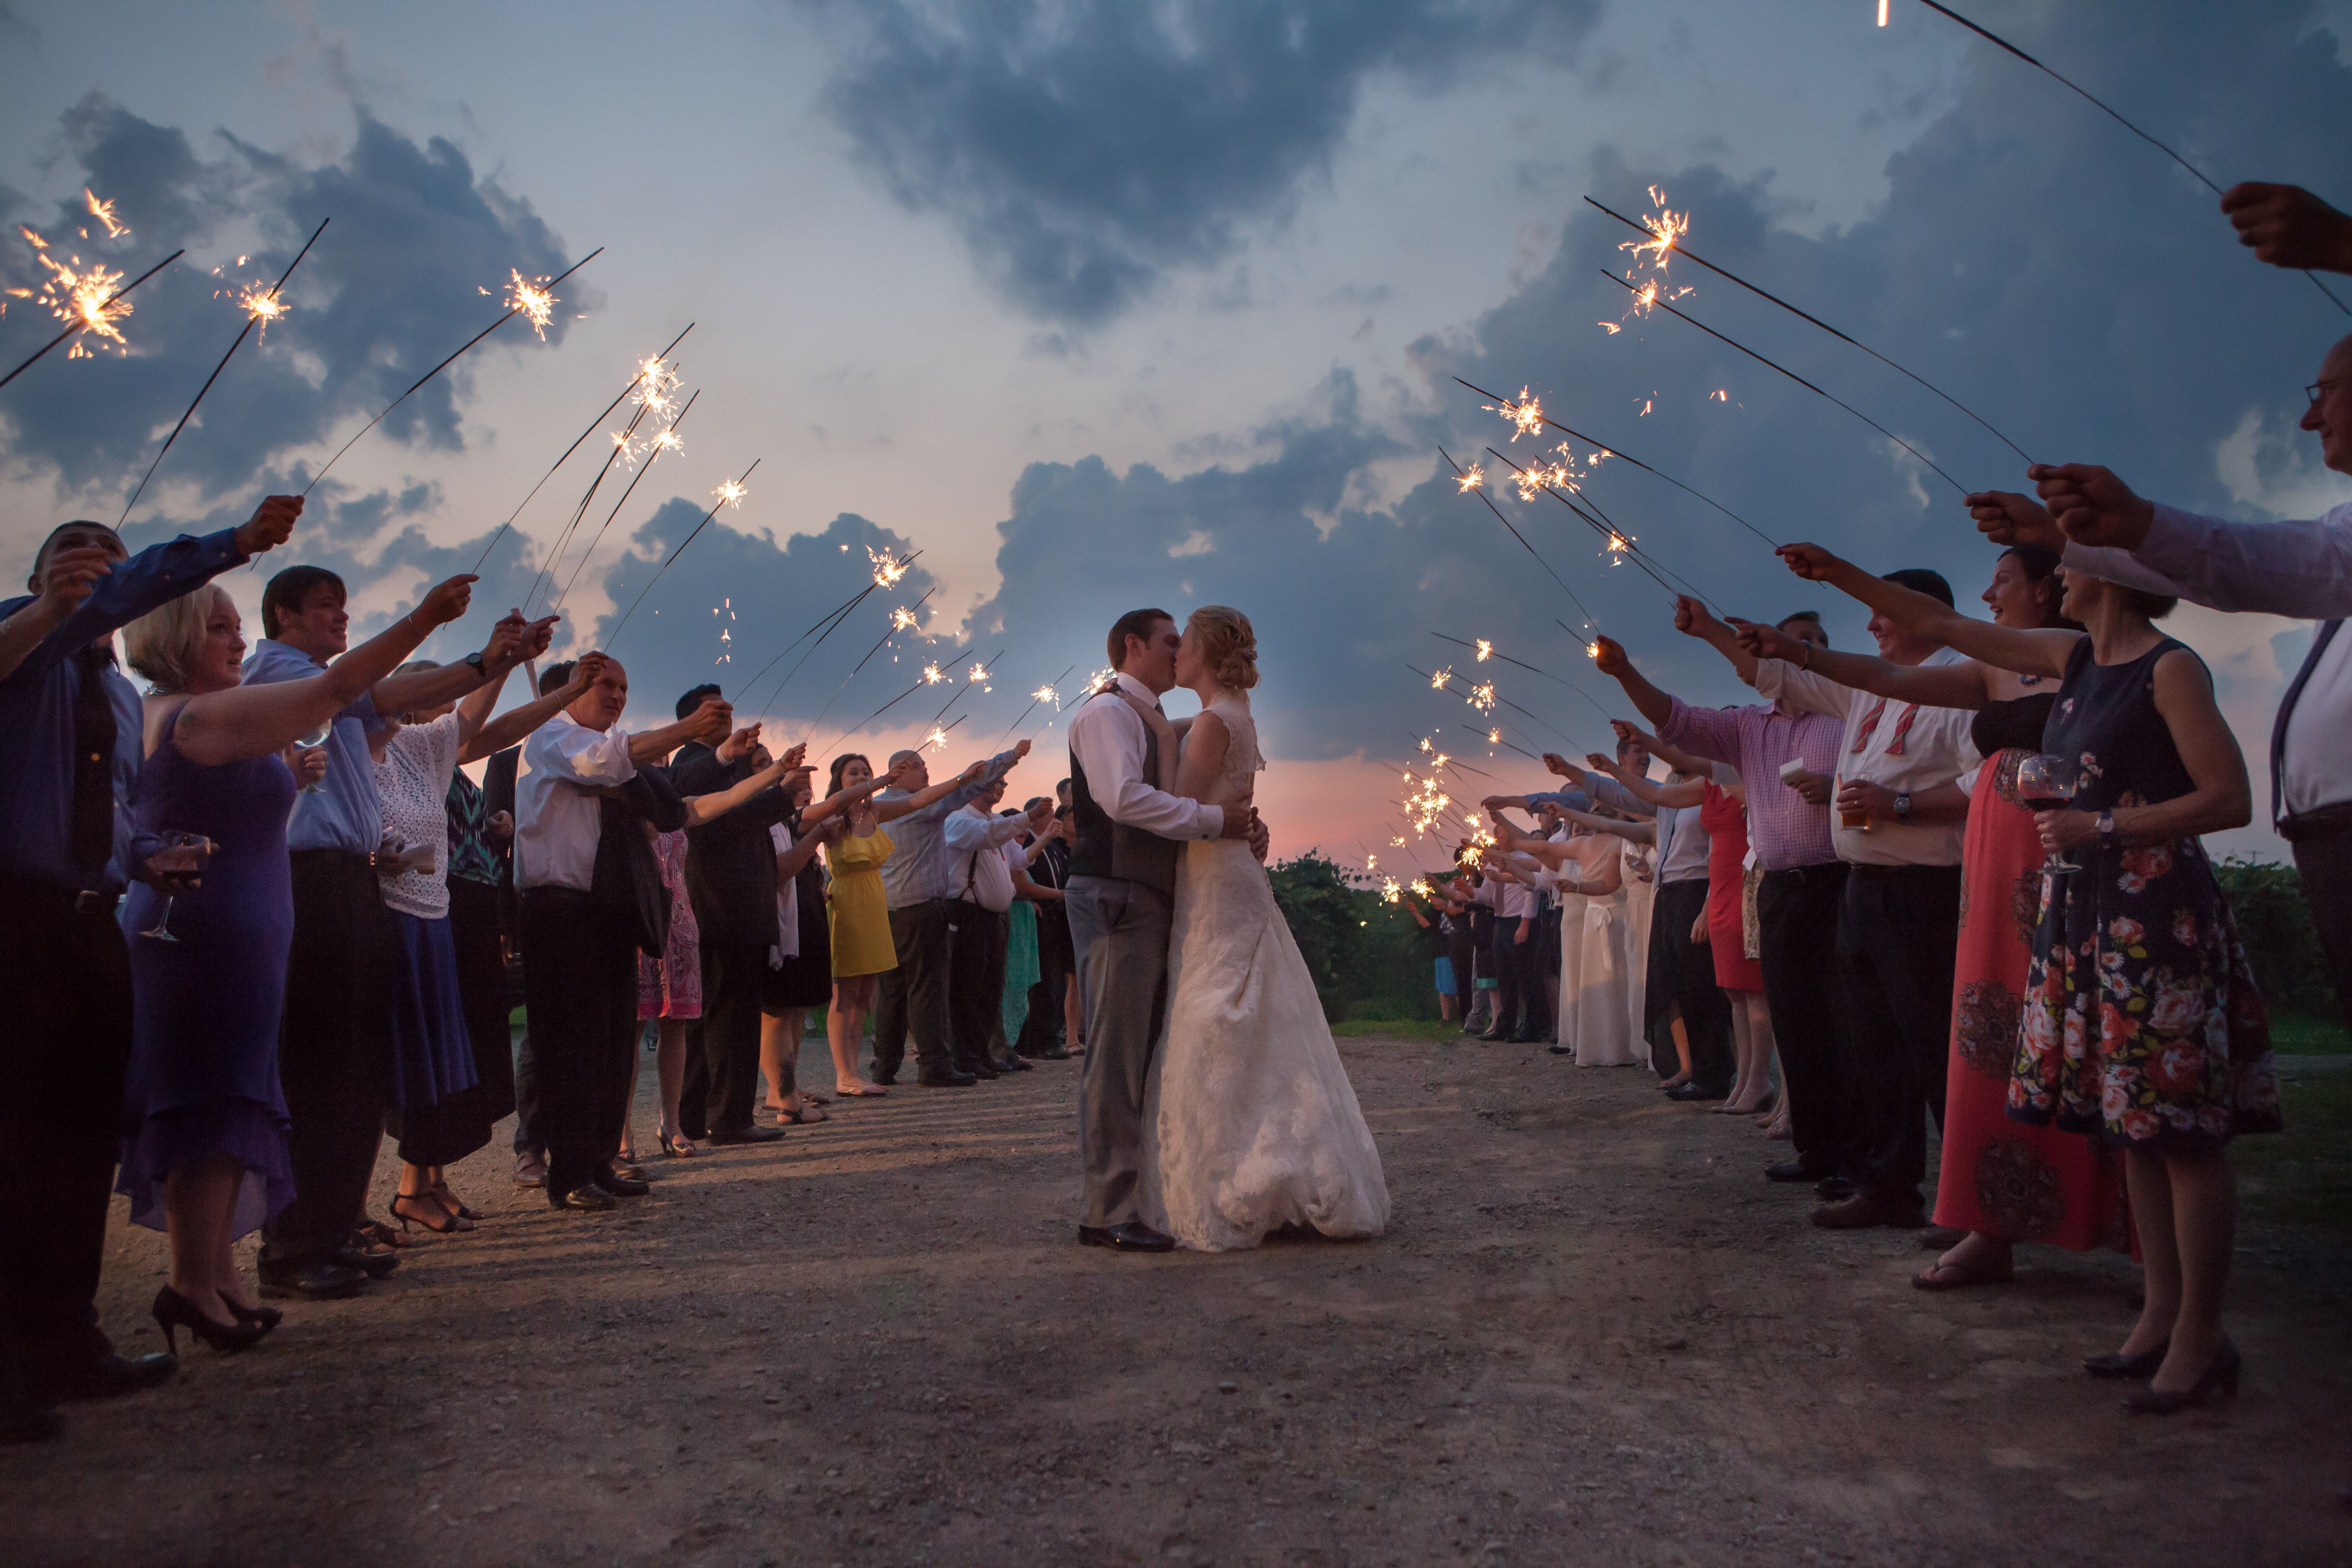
[1188,605,1259,691]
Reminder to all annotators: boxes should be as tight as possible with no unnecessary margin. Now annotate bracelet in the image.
[1798,641,1813,671]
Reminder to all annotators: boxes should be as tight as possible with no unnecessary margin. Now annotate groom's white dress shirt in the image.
[1065,672,1227,841]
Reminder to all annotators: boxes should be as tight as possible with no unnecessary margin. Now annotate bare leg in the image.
[655,1017,691,1147]
[616,1020,649,1161]
[1761,1044,1794,1135]
[1720,999,1754,1107]
[829,977,883,1094]
[1438,990,1456,1023]
[1724,991,1777,1114]
[2151,1147,2236,1392]
[1063,968,1083,1048]
[761,1008,820,1118]
[164,1155,244,1323]
[1658,1009,1693,1090]
[211,1172,257,1316]
[2118,1147,2181,1358]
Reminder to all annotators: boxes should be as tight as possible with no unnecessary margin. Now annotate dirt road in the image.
[11,1031,2348,1566]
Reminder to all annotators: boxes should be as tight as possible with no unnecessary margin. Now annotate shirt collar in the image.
[1111,671,1158,705]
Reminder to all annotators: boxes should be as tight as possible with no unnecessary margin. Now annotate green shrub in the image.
[1267,851,1438,1024]
[2215,857,2338,1019]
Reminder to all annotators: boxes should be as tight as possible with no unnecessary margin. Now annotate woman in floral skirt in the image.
[1775,538,2278,1414]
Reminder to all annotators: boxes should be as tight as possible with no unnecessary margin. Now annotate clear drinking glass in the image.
[2015,752,2082,876]
[295,720,332,792]
[139,831,207,941]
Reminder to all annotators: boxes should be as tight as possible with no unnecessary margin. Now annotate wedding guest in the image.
[1000,800,1060,1053]
[1016,805,1077,1058]
[0,498,294,1438]
[637,822,703,1157]
[116,572,470,1354]
[1781,543,2279,1409]
[485,671,555,1190]
[247,564,539,1295]
[948,784,1055,1077]
[1739,542,2123,1290]
[1473,854,1544,1043]
[1401,890,1456,1023]
[870,740,1033,1087]
[760,772,847,1126]
[514,656,725,1212]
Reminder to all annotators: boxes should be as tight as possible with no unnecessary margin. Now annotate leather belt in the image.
[2279,801,2352,843]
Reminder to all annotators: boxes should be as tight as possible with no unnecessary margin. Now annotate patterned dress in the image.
[637,827,702,1021]
[2007,639,2282,1150]
[1934,694,2122,1245]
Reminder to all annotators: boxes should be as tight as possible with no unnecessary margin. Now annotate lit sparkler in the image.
[1467,682,1497,714]
[18,229,132,358]
[923,726,950,752]
[869,547,910,588]
[83,188,128,240]
[892,606,918,632]
[602,455,760,647]
[712,476,748,508]
[967,662,990,684]
[503,269,556,339]
[714,597,735,665]
[1455,461,1485,494]
[921,663,946,685]
[1429,667,1452,690]
[1482,385,1546,441]
[1474,640,1493,662]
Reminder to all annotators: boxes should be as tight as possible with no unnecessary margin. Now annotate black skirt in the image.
[761,900,834,1013]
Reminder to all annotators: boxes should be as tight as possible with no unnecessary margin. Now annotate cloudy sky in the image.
[4,0,2347,864]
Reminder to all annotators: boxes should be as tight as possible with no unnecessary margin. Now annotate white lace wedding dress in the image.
[1137,692,1390,1251]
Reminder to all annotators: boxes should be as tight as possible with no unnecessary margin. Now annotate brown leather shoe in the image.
[1811,1192,1927,1230]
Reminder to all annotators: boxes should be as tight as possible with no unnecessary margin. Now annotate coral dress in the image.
[1700,783,1763,993]
[2009,640,2281,1150]
[1933,695,2122,1246]
[825,824,897,978]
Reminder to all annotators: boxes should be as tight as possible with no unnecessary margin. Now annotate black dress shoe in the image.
[992,1053,1033,1073]
[36,1350,178,1404]
[552,1183,617,1212]
[1078,1221,1177,1253]
[1034,1044,1072,1061]
[1816,1176,1859,1201]
[333,1243,399,1279]
[872,1068,899,1086]
[705,1125,784,1146]
[1547,1044,1573,1055]
[1765,1159,1836,1184]
[598,1172,652,1196]
[258,1257,368,1300]
[919,1066,977,1087]
[1664,1082,1717,1102]
[962,1056,1000,1080]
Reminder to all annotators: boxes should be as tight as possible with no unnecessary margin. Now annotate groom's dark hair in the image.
[1107,607,1173,670]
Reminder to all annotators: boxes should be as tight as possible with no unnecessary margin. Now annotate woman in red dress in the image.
[1698,779,1774,1114]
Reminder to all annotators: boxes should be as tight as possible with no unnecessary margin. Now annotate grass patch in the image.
[2237,1068,2352,1238]
[2270,1009,2350,1055]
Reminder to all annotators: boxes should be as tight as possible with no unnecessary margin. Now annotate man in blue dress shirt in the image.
[0,497,297,1444]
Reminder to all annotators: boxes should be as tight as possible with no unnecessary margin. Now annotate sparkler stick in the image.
[1901,0,2344,315]
[551,389,700,611]
[1584,197,2032,462]
[1438,447,1607,633]
[0,247,183,392]
[1428,633,1618,724]
[1461,725,1542,761]
[736,585,884,711]
[787,588,941,743]
[472,323,694,572]
[743,553,928,722]
[522,402,650,609]
[1410,662,1589,751]
[301,247,603,497]
[1482,447,1716,607]
[930,650,1004,723]
[999,662,1077,738]
[603,458,758,646]
[119,219,330,523]
[819,640,978,756]
[1453,377,1775,547]
[1599,271,1965,493]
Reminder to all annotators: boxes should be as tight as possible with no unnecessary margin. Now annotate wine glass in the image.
[139,831,208,941]
[295,720,332,792]
[2015,753,2082,876]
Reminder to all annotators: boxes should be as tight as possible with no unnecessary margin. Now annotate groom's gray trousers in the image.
[1066,873,1172,1229]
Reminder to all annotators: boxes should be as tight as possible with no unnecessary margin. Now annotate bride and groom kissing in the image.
[1065,606,1389,1254]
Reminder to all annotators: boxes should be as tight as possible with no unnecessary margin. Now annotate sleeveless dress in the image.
[116,730,297,1239]
[637,827,703,1020]
[764,820,835,1011]
[1933,694,2123,1246]
[1550,840,1586,1055]
[2008,639,2282,1149]
[1140,693,1391,1250]
[1572,836,1640,1067]
[1700,783,1764,993]
[826,825,897,978]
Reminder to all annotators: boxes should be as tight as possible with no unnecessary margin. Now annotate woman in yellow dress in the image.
[822,751,984,1096]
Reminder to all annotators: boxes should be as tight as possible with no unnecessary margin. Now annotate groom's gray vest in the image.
[1068,690,1180,895]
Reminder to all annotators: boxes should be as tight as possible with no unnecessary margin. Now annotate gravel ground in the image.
[9,1028,2349,1567]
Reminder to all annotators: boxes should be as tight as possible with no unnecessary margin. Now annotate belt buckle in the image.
[72,890,107,916]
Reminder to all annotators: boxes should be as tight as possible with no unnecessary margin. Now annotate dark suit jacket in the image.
[485,745,521,931]
[591,764,688,958]
[670,741,797,950]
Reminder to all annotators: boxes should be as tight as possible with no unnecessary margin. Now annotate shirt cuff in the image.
[1199,803,1225,839]
[2134,503,2205,583]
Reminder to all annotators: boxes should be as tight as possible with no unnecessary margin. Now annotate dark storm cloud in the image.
[816,0,1599,325]
[0,96,581,500]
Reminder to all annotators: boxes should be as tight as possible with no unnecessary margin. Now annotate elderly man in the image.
[946,779,1056,1075]
[0,498,296,1442]
[1973,328,2352,1028]
[870,740,1032,1088]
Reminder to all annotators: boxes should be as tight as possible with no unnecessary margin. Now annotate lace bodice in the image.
[1193,692,1264,805]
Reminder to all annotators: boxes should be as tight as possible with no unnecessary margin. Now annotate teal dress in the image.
[1003,897,1042,1042]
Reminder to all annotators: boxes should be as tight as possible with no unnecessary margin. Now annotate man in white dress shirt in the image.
[1066,609,1264,1253]
[945,780,1052,1076]
[1968,328,2352,1029]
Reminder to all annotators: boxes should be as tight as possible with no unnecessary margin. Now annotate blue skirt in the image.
[1434,956,1456,994]
[386,912,480,1111]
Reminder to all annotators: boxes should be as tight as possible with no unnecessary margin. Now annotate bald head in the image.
[2305,333,2352,476]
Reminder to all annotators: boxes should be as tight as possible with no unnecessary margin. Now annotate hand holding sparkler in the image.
[681,695,733,747]
[29,544,114,619]
[1774,542,1844,581]
[1734,619,1812,668]
[1586,634,1629,678]
[716,723,764,764]
[411,575,479,633]
[232,494,304,559]
[2026,463,2156,552]
[1965,490,2066,552]
[2220,183,2352,274]
[563,651,611,699]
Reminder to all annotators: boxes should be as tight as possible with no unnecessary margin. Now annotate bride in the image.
[1133,606,1390,1251]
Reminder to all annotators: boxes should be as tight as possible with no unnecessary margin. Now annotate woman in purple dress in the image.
[117,577,471,1351]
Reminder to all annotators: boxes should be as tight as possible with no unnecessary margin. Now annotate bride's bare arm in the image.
[1172,710,1229,803]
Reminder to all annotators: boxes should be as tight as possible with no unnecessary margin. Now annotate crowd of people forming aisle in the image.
[0,183,2346,1448]
[0,504,1132,1445]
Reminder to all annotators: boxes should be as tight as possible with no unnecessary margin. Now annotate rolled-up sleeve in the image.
[1068,698,1223,840]
[540,724,635,785]
[1749,658,1853,718]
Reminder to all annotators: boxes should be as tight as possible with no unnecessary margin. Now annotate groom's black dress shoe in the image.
[919,1066,977,1087]
[1079,1222,1176,1253]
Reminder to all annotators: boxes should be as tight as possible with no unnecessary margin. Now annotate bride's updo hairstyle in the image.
[1187,605,1259,691]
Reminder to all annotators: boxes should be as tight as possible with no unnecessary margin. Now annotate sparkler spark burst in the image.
[1032,684,1060,710]
[921,663,946,685]
[1087,667,1117,694]
[82,188,128,240]
[923,725,949,752]
[1482,385,1545,441]
[1474,640,1493,662]
[1587,640,1603,659]
[1380,876,1401,905]
[1487,728,1502,745]
[868,547,909,588]
[712,478,748,508]
[967,662,990,684]
[632,356,679,419]
[1430,667,1452,690]
[1455,462,1485,494]
[651,428,683,455]
[891,606,918,632]
[1467,681,1497,714]
[503,269,556,338]
[1409,878,1434,900]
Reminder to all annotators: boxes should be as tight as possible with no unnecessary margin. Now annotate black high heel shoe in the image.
[227,1300,284,1331]
[390,1191,464,1235]
[2122,1338,2241,1415]
[152,1286,267,1354]
[2083,1340,2168,1379]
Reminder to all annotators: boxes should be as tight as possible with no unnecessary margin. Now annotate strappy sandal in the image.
[432,1186,484,1222]
[391,1191,466,1235]
[1912,1256,2014,1292]
[356,1218,415,1251]
[659,1130,697,1158]
[774,1101,826,1125]
[834,1081,887,1098]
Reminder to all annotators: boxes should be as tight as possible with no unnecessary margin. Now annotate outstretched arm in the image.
[681,758,813,827]
[1554,804,1656,843]
[1777,542,2076,681]
[801,759,913,827]
[461,644,596,763]
[1734,622,1990,710]
[1586,636,1674,731]
[1671,594,1762,683]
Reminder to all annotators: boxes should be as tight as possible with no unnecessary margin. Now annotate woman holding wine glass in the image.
[115,574,476,1353]
[1764,535,2279,1413]
[1736,534,2123,1296]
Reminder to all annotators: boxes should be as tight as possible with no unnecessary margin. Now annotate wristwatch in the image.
[1893,792,1912,821]
[2097,810,2120,851]
[463,651,488,681]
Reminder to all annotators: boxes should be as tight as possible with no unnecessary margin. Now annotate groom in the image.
[1065,608,1264,1252]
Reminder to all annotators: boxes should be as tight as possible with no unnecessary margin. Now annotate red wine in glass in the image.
[2016,753,2082,875]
